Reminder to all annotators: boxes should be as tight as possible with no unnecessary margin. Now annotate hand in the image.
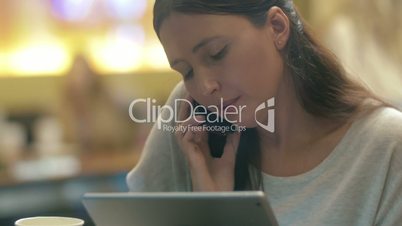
[175,94,241,191]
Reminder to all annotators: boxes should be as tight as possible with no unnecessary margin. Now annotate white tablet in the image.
[82,191,278,226]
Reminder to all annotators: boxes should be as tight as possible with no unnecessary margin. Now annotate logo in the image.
[254,97,275,133]
[128,97,275,133]
[128,98,248,133]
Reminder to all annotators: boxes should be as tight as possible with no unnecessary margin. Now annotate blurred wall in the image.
[310,0,402,106]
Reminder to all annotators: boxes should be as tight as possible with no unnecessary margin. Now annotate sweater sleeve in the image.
[126,81,191,192]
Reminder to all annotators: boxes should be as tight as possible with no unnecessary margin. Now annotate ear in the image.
[266,7,290,50]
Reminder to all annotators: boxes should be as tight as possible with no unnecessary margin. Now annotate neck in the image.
[257,75,338,154]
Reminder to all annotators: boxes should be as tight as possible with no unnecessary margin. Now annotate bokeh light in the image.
[105,0,148,20]
[143,43,170,70]
[50,0,95,22]
[8,38,70,76]
[0,52,7,75]
[88,25,146,73]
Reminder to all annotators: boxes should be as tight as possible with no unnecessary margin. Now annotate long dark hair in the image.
[153,0,384,190]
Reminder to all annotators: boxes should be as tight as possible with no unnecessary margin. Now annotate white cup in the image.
[15,216,84,226]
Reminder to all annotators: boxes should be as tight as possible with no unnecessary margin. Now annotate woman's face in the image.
[159,12,285,127]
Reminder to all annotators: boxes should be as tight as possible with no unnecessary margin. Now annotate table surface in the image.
[0,149,140,187]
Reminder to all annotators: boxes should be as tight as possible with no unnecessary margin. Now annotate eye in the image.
[184,69,194,80]
[210,45,228,61]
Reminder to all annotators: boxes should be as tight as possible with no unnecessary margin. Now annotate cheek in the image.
[184,82,210,106]
[184,82,200,100]
[227,40,283,100]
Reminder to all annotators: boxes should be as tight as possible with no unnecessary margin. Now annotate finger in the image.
[186,114,208,151]
[179,123,210,160]
[177,94,194,123]
[176,95,199,139]
[192,124,208,146]
[175,94,192,139]
[175,114,206,142]
[181,128,207,164]
[222,131,241,160]
[184,115,206,127]
[174,122,187,140]
[179,124,204,149]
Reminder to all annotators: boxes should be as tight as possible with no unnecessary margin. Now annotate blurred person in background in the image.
[63,54,135,152]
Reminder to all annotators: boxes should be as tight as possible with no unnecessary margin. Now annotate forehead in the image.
[159,13,258,59]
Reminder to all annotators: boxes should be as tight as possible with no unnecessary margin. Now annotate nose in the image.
[201,77,220,96]
[198,67,220,96]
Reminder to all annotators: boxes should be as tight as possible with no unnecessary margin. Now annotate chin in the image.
[239,121,259,129]
[238,107,270,128]
[235,114,259,128]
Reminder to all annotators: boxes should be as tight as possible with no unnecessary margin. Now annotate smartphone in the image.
[192,100,238,158]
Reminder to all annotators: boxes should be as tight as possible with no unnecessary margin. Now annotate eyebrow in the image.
[192,36,222,53]
[170,36,223,68]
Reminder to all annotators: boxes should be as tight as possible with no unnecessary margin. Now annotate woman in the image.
[127,0,402,225]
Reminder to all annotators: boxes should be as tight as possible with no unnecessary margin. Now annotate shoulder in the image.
[126,81,189,192]
[166,81,186,104]
[341,107,402,167]
[159,81,187,121]
[352,107,402,144]
[352,107,402,169]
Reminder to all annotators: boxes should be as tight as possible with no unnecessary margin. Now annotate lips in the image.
[222,96,240,108]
